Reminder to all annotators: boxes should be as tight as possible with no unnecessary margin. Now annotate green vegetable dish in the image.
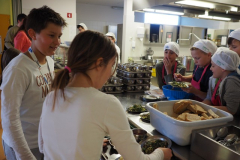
[169,81,190,88]
[142,139,168,154]
[140,113,150,122]
[127,104,147,113]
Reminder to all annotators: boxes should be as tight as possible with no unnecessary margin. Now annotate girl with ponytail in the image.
[39,30,172,160]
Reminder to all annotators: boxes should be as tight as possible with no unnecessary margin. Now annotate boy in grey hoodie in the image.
[203,47,240,115]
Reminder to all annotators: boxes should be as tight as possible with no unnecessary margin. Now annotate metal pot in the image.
[182,56,195,72]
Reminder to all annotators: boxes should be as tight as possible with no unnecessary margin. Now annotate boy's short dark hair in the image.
[17,13,27,22]
[26,5,67,33]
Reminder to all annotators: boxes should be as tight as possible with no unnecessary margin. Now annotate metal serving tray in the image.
[191,125,240,160]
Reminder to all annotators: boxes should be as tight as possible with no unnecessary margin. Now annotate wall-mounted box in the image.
[144,24,178,45]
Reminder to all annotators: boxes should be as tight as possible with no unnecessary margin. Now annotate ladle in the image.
[223,134,238,146]
[214,127,228,141]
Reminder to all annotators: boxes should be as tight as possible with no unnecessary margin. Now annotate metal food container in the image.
[136,73,144,78]
[141,135,172,153]
[146,100,233,146]
[135,85,143,90]
[127,86,135,91]
[143,79,150,84]
[124,79,135,85]
[191,125,240,160]
[125,72,135,78]
[143,85,150,90]
[117,70,122,76]
[105,86,114,92]
[136,79,143,84]
[115,86,123,91]
[118,79,123,84]
[136,66,143,72]
[144,73,151,78]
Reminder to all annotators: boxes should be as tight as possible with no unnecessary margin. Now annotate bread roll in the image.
[173,100,192,114]
[208,109,219,118]
[185,114,201,122]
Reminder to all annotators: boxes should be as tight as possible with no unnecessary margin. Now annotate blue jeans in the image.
[2,140,44,160]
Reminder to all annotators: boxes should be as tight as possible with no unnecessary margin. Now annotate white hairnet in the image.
[77,23,88,30]
[164,42,179,56]
[106,32,116,42]
[229,28,240,42]
[193,39,217,55]
[212,47,240,72]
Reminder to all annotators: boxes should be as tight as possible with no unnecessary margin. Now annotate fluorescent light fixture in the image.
[198,15,231,21]
[145,13,179,25]
[176,0,238,12]
[155,10,184,15]
[212,16,231,21]
[176,1,214,9]
[230,6,238,12]
[143,8,155,12]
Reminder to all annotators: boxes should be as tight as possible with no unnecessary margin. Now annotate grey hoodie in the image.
[206,75,240,115]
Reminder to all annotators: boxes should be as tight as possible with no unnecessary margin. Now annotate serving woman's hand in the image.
[159,148,172,160]
[163,57,172,75]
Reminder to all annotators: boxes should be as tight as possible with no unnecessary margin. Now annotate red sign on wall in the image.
[67,13,72,18]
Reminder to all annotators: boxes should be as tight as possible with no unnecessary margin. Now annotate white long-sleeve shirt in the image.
[39,87,164,160]
[1,53,54,160]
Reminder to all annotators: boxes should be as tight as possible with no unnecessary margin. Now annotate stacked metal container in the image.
[116,63,152,92]
[100,76,124,93]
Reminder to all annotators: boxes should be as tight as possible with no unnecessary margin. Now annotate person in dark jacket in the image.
[156,42,186,89]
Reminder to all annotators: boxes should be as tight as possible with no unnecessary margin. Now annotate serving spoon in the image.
[223,134,238,146]
[214,127,228,141]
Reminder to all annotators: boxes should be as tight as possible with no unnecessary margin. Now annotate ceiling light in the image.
[155,10,184,15]
[176,1,214,9]
[145,13,179,25]
[230,6,238,12]
[198,15,231,21]
[212,16,231,21]
[176,0,238,12]
[143,8,155,12]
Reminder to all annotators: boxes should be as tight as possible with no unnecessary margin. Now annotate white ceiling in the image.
[76,0,124,7]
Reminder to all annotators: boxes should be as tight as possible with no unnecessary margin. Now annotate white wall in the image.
[122,13,194,64]
[180,17,228,29]
[124,22,193,59]
[227,22,240,30]
[22,0,76,42]
[76,3,123,34]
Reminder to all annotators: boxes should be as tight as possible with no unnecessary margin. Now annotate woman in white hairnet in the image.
[202,47,240,115]
[156,42,186,89]
[77,23,88,33]
[228,28,240,69]
[106,32,120,63]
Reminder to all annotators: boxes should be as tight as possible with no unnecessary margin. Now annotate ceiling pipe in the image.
[177,33,200,44]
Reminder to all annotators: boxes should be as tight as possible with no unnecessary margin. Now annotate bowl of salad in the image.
[141,135,172,154]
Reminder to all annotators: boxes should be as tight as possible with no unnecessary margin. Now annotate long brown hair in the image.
[14,17,31,41]
[51,30,117,110]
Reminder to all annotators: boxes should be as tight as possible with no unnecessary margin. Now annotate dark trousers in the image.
[2,140,44,160]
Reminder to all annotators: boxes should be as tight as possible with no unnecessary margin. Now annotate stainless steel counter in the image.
[113,85,240,160]
[113,89,204,160]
